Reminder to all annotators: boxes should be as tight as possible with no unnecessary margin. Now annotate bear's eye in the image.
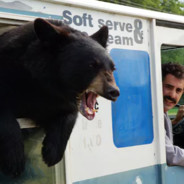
[111,63,116,71]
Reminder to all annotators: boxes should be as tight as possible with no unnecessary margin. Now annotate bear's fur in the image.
[0,18,119,177]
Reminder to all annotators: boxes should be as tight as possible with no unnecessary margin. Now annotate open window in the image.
[0,19,66,184]
[161,45,184,149]
[161,45,184,119]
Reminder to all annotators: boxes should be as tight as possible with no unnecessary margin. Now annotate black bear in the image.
[0,18,120,177]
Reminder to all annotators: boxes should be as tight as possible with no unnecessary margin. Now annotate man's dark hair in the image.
[162,62,184,80]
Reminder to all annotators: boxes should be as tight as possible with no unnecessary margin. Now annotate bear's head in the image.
[34,18,120,120]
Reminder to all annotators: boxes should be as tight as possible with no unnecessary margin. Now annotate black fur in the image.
[0,18,119,177]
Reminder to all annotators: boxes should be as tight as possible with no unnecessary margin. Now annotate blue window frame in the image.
[110,49,153,148]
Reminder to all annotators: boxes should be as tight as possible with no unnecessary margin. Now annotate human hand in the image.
[172,105,184,125]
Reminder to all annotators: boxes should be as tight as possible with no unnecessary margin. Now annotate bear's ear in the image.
[34,18,70,44]
[90,26,108,48]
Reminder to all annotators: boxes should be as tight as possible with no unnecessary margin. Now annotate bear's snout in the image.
[105,86,120,101]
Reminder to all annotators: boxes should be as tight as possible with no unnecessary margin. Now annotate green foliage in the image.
[161,0,184,15]
[161,48,184,65]
[99,0,184,15]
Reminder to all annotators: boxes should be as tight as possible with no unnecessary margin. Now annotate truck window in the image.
[161,44,184,150]
[0,22,66,184]
[110,48,153,148]
[161,45,184,119]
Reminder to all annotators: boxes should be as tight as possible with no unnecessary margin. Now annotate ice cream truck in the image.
[0,0,184,183]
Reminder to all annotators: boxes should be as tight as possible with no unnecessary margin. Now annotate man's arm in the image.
[166,133,184,166]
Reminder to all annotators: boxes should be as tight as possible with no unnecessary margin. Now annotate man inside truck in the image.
[162,62,184,166]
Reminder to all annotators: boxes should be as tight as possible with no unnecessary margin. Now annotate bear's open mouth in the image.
[79,91,98,120]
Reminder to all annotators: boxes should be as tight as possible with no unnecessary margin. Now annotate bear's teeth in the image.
[85,107,94,115]
[93,109,98,113]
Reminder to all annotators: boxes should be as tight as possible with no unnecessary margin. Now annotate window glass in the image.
[110,49,153,148]
[0,128,65,184]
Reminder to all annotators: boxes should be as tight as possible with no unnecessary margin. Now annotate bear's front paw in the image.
[42,140,64,167]
[0,142,25,177]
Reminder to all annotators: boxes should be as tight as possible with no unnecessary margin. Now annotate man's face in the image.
[163,74,184,113]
